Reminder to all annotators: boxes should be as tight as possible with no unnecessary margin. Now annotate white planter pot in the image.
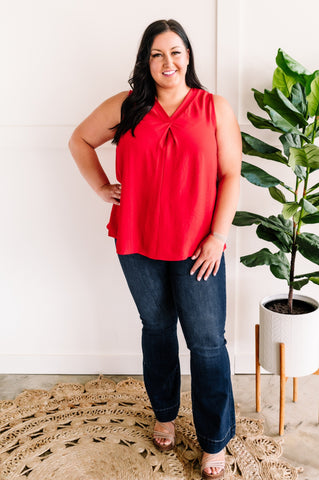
[259,294,319,377]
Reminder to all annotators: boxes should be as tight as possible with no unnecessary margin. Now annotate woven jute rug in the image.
[0,377,303,479]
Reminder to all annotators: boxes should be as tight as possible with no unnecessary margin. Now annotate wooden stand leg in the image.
[255,324,261,412]
[279,342,286,436]
[293,377,298,403]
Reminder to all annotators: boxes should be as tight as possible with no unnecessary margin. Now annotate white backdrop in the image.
[0,0,318,374]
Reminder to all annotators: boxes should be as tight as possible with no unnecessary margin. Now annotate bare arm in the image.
[68,90,129,204]
[210,95,242,238]
[191,95,242,280]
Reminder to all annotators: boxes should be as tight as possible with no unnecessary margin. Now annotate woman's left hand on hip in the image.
[190,235,224,281]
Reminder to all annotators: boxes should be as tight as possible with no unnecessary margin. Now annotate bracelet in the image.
[212,232,227,244]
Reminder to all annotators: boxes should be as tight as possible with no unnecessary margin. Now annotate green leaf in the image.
[279,133,301,157]
[307,76,319,117]
[263,88,308,127]
[289,144,319,170]
[294,210,302,225]
[258,215,294,246]
[248,111,309,141]
[247,112,286,133]
[252,89,267,111]
[267,214,293,234]
[242,132,287,164]
[241,161,281,188]
[272,67,295,96]
[269,186,287,203]
[233,213,293,236]
[293,271,319,288]
[240,249,290,281]
[266,107,308,136]
[301,198,318,214]
[294,270,319,279]
[270,263,290,281]
[240,248,286,267]
[302,212,319,224]
[305,70,319,96]
[306,121,319,140]
[282,202,299,219]
[305,122,316,139]
[240,248,273,267]
[276,49,311,87]
[308,181,319,193]
[256,224,292,253]
[290,83,307,116]
[306,193,319,207]
[232,211,264,226]
[291,278,310,289]
[297,232,319,265]
[261,215,294,235]
[294,165,307,180]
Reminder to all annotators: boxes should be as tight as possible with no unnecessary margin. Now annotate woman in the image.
[69,19,241,479]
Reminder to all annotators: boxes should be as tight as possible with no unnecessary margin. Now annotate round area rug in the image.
[0,377,302,479]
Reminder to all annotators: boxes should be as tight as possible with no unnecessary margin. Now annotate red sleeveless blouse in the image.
[107,88,218,260]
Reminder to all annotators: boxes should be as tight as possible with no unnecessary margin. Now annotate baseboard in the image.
[1,351,248,375]
[235,353,270,374]
[1,353,266,375]
[0,354,191,375]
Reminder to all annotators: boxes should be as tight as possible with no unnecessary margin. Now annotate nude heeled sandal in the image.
[201,450,225,479]
[152,420,176,452]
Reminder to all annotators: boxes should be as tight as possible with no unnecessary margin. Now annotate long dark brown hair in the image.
[112,19,204,144]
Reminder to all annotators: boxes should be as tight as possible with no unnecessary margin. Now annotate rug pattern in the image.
[0,377,302,479]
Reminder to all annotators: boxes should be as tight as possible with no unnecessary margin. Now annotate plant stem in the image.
[311,115,318,144]
[288,174,300,314]
[289,215,298,314]
[288,243,298,313]
[288,114,316,312]
[289,167,310,314]
[296,167,310,233]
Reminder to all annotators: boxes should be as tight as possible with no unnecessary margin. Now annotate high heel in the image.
[152,420,175,451]
[201,450,225,479]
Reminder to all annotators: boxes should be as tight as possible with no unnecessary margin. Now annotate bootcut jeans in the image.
[117,250,236,453]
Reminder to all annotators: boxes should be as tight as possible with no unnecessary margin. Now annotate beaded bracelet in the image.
[212,232,227,244]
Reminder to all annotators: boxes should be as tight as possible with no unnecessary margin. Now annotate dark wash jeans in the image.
[117,250,236,453]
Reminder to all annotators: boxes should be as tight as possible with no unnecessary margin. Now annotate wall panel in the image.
[0,1,218,374]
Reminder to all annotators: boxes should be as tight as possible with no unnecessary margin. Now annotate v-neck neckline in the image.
[154,88,195,120]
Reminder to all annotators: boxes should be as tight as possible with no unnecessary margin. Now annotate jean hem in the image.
[197,424,236,454]
[153,402,180,422]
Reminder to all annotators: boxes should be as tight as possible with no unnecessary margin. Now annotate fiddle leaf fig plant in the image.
[233,49,319,313]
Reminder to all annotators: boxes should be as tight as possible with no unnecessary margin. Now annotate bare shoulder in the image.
[213,94,235,118]
[213,94,239,129]
[93,90,130,121]
[101,90,130,108]
[73,90,130,147]
[212,95,242,172]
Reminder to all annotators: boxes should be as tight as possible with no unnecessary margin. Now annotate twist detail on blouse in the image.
[107,88,219,260]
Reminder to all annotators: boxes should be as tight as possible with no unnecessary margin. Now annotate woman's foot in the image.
[201,449,225,479]
[152,420,175,451]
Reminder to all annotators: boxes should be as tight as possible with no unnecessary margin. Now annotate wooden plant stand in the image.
[255,324,319,436]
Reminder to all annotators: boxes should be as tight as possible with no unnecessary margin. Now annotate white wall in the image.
[0,0,318,374]
[235,0,319,372]
[0,0,217,374]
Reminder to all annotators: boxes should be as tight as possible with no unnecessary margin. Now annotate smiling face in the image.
[149,31,190,93]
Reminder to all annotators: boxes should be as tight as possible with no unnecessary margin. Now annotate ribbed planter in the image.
[259,294,319,377]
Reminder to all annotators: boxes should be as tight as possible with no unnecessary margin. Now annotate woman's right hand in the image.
[97,183,122,205]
